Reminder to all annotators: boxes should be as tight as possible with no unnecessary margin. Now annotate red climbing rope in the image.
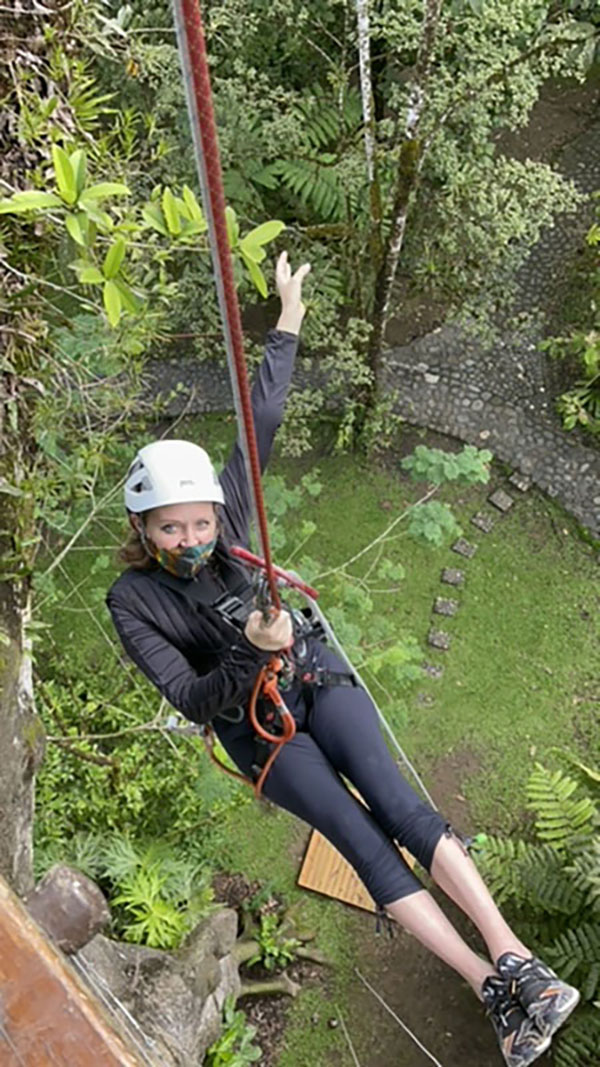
[172,0,280,612]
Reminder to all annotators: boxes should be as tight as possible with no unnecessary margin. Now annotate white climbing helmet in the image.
[124,440,225,513]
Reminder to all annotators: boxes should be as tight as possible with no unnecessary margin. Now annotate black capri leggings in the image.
[214,655,447,907]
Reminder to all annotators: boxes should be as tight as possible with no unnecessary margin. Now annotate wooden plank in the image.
[0,876,147,1066]
[298,828,377,912]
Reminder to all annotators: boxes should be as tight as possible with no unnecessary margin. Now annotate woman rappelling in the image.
[107,251,579,1067]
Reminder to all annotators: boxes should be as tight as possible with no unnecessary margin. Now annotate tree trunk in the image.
[355,0,384,285]
[0,569,43,894]
[367,0,443,391]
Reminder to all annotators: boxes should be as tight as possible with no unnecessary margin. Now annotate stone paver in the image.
[509,471,532,492]
[452,538,478,559]
[441,568,465,586]
[434,597,458,617]
[488,489,514,513]
[422,662,444,679]
[471,511,495,533]
[428,630,451,651]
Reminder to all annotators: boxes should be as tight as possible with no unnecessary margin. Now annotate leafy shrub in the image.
[36,832,215,950]
[248,913,301,973]
[204,995,261,1066]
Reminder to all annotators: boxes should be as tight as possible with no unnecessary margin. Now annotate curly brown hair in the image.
[118,522,156,571]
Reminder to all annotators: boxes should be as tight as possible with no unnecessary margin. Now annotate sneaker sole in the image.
[503,1032,552,1067]
[533,986,580,1041]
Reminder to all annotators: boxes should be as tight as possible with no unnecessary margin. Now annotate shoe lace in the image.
[488,982,515,1028]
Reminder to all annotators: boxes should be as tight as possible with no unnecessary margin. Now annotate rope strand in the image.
[172,0,280,610]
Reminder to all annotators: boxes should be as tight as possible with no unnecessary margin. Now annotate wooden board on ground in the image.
[0,875,146,1067]
[298,828,378,912]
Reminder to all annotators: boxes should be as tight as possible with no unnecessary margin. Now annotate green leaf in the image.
[161,187,181,236]
[52,145,77,205]
[69,150,87,197]
[239,238,266,264]
[103,238,126,279]
[78,265,104,284]
[225,205,239,249]
[114,277,143,314]
[103,279,121,327]
[182,184,206,227]
[65,213,87,246]
[141,202,168,236]
[0,191,62,213]
[79,182,130,201]
[243,220,286,246]
[79,200,114,230]
[240,249,267,297]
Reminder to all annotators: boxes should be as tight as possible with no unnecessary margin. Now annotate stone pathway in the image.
[422,473,528,678]
[384,115,600,537]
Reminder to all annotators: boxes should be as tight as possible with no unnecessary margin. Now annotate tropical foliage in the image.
[475,758,600,1067]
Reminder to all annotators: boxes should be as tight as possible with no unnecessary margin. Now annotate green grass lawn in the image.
[36,418,599,1066]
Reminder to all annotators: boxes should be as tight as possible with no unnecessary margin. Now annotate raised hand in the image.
[275,251,311,335]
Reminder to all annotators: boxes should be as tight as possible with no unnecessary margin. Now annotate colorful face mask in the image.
[151,538,218,579]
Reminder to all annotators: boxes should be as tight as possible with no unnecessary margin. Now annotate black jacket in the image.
[107,329,299,725]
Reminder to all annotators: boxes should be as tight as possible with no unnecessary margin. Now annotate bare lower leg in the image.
[385,888,496,997]
[430,834,531,963]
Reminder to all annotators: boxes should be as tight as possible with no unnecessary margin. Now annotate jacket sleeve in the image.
[219,328,299,545]
[108,595,271,725]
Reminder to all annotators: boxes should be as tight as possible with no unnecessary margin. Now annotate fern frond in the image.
[473,835,531,904]
[553,1005,600,1067]
[519,846,587,915]
[568,842,600,912]
[527,765,596,849]
[293,86,362,150]
[272,159,346,221]
[544,922,600,997]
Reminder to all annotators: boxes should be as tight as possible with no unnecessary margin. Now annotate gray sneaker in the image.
[496,953,580,1040]
[482,974,551,1067]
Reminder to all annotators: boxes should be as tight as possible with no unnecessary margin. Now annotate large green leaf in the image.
[239,237,266,264]
[0,191,62,213]
[182,184,206,227]
[161,187,181,236]
[65,213,87,247]
[240,249,267,297]
[114,278,143,314]
[225,205,239,248]
[79,182,130,201]
[69,150,88,197]
[242,220,285,246]
[103,279,121,326]
[52,145,77,205]
[79,200,114,230]
[79,265,104,284]
[103,238,126,279]
[141,202,168,236]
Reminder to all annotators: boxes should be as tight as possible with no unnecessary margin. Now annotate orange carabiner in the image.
[249,655,296,797]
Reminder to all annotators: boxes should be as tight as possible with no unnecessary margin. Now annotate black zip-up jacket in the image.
[107,329,299,725]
